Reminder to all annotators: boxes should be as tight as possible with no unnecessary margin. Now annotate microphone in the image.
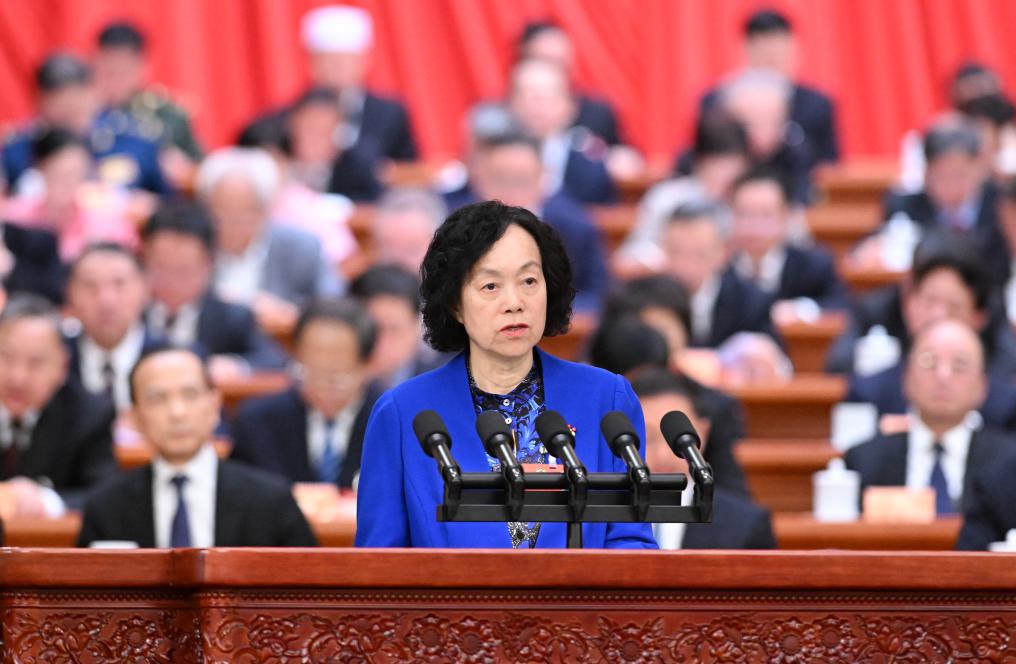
[413,410,461,485]
[475,410,525,519]
[660,410,714,486]
[535,410,588,520]
[600,411,651,520]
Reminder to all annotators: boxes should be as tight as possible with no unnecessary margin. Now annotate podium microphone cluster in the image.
[413,410,461,484]
[661,410,713,486]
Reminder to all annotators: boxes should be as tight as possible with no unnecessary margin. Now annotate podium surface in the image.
[2,548,1015,661]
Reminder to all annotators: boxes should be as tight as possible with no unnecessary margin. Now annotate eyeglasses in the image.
[913,351,978,376]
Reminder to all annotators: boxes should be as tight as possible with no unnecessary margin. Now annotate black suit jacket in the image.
[561,142,617,205]
[326,143,384,203]
[680,487,776,550]
[66,330,167,406]
[3,223,65,304]
[699,269,781,349]
[76,459,318,548]
[844,427,1015,512]
[229,385,380,489]
[956,447,1016,550]
[193,294,287,371]
[574,95,622,146]
[776,245,850,310]
[846,363,1016,432]
[2,382,116,509]
[358,92,418,162]
[690,377,749,498]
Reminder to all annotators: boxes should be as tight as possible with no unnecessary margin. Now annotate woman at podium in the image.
[355,200,657,548]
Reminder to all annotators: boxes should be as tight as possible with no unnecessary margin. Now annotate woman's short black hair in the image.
[420,200,574,352]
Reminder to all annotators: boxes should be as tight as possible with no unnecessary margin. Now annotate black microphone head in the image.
[660,410,701,453]
[476,410,513,457]
[535,410,572,457]
[600,411,638,457]
[413,410,451,456]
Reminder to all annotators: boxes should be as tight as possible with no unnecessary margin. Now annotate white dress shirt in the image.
[306,396,363,472]
[79,323,146,411]
[690,275,721,345]
[1005,261,1016,324]
[152,443,218,548]
[215,235,269,305]
[541,130,573,198]
[146,301,200,347]
[906,412,978,503]
[734,246,787,295]
[653,485,693,550]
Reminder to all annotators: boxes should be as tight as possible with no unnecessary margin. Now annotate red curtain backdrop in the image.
[3,0,1016,163]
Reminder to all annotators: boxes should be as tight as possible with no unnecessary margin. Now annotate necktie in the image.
[929,441,955,515]
[101,357,116,406]
[317,419,342,484]
[169,475,192,547]
[3,418,22,479]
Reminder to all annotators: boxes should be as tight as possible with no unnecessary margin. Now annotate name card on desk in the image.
[862,486,936,523]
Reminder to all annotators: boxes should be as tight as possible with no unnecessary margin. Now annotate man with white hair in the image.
[242,5,417,165]
[195,147,343,330]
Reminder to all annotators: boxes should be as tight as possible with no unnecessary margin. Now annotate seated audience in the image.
[242,5,417,165]
[993,176,1016,324]
[230,299,380,490]
[728,167,848,315]
[956,446,1016,549]
[699,8,839,174]
[93,21,204,189]
[286,87,383,202]
[878,123,1009,281]
[3,128,136,261]
[349,264,444,389]
[830,234,1016,380]
[507,58,616,204]
[140,200,287,378]
[588,308,749,497]
[661,200,782,350]
[0,294,115,513]
[633,367,776,550]
[370,187,444,275]
[65,243,163,412]
[1,223,64,304]
[77,346,318,547]
[617,111,750,275]
[845,319,1015,515]
[444,131,608,313]
[2,53,169,194]
[195,147,343,330]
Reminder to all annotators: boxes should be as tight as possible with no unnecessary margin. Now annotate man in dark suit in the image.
[2,224,65,304]
[845,319,1016,515]
[65,243,164,413]
[661,200,782,350]
[140,200,286,378]
[956,447,1016,550]
[507,59,616,205]
[230,299,379,490]
[699,9,839,173]
[728,167,848,312]
[77,346,317,548]
[242,5,416,166]
[0,295,115,513]
[827,233,1016,377]
[350,264,445,390]
[881,124,1009,284]
[633,367,776,550]
[443,131,609,313]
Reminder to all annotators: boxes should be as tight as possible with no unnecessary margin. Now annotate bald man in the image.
[845,319,1016,515]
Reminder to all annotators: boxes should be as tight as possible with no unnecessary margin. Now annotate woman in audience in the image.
[355,200,656,549]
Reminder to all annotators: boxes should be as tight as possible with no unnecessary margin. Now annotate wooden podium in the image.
[3,548,1016,661]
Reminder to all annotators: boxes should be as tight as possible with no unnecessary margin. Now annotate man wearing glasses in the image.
[229,298,379,490]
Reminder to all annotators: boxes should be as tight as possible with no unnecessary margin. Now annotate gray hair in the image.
[666,198,733,239]
[195,147,280,208]
[373,187,447,234]
[720,67,793,108]
[0,293,63,335]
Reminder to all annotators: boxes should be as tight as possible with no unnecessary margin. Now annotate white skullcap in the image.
[302,5,373,54]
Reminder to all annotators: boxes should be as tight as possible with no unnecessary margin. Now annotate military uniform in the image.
[105,86,203,161]
[2,112,171,195]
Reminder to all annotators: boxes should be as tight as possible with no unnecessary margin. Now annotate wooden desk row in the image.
[1,548,1010,662]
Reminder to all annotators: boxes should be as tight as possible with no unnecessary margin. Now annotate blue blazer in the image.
[355,349,658,549]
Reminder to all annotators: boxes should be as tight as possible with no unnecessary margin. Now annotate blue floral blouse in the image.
[468,352,547,548]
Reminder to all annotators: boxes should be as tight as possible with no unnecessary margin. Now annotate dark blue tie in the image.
[169,475,192,547]
[317,419,342,484]
[929,442,955,515]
